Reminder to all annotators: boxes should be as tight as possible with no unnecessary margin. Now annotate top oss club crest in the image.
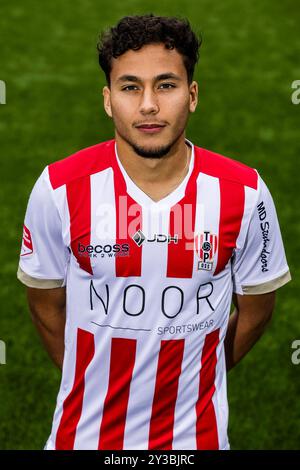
[194,231,218,271]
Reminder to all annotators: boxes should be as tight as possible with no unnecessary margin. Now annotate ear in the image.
[189,80,198,113]
[103,85,112,118]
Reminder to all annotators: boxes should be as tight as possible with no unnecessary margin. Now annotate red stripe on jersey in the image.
[98,338,137,450]
[66,175,93,275]
[111,153,143,277]
[196,328,220,450]
[48,140,114,189]
[196,146,258,190]
[55,328,95,450]
[214,179,245,275]
[148,339,185,449]
[166,154,199,278]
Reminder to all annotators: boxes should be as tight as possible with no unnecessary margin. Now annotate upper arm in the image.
[26,286,66,334]
[27,286,66,313]
[232,290,276,327]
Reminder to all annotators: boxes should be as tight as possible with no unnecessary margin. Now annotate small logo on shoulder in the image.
[20,224,33,256]
[194,231,218,271]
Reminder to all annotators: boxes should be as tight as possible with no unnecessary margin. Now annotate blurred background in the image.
[0,0,299,450]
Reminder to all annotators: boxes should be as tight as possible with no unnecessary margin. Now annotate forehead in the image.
[110,43,187,82]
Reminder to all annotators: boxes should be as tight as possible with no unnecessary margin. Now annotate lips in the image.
[136,123,166,129]
[135,123,166,134]
[136,126,165,134]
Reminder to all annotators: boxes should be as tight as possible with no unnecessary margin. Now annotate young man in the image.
[17,14,291,450]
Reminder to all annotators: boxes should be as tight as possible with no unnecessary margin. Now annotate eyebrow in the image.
[116,73,182,84]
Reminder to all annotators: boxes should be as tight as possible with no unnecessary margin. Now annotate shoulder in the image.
[48,139,115,190]
[194,145,259,190]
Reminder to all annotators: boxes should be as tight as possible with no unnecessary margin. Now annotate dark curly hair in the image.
[97,14,202,86]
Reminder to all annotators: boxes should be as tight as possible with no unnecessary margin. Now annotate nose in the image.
[139,88,159,115]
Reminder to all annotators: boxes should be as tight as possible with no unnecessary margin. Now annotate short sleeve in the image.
[17,166,70,289]
[232,174,291,295]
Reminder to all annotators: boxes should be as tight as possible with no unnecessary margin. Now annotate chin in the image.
[131,139,172,159]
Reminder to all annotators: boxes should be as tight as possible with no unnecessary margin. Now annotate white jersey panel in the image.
[232,175,291,294]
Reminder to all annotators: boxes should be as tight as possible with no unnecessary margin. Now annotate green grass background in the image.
[0,0,299,450]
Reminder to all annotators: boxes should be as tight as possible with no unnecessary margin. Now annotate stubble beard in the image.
[116,126,185,159]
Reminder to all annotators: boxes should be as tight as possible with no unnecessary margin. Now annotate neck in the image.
[115,132,191,186]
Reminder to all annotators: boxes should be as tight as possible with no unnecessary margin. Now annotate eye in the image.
[159,83,176,89]
[122,85,139,91]
[121,83,176,92]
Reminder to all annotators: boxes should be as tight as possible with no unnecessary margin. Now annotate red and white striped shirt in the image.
[17,138,291,450]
